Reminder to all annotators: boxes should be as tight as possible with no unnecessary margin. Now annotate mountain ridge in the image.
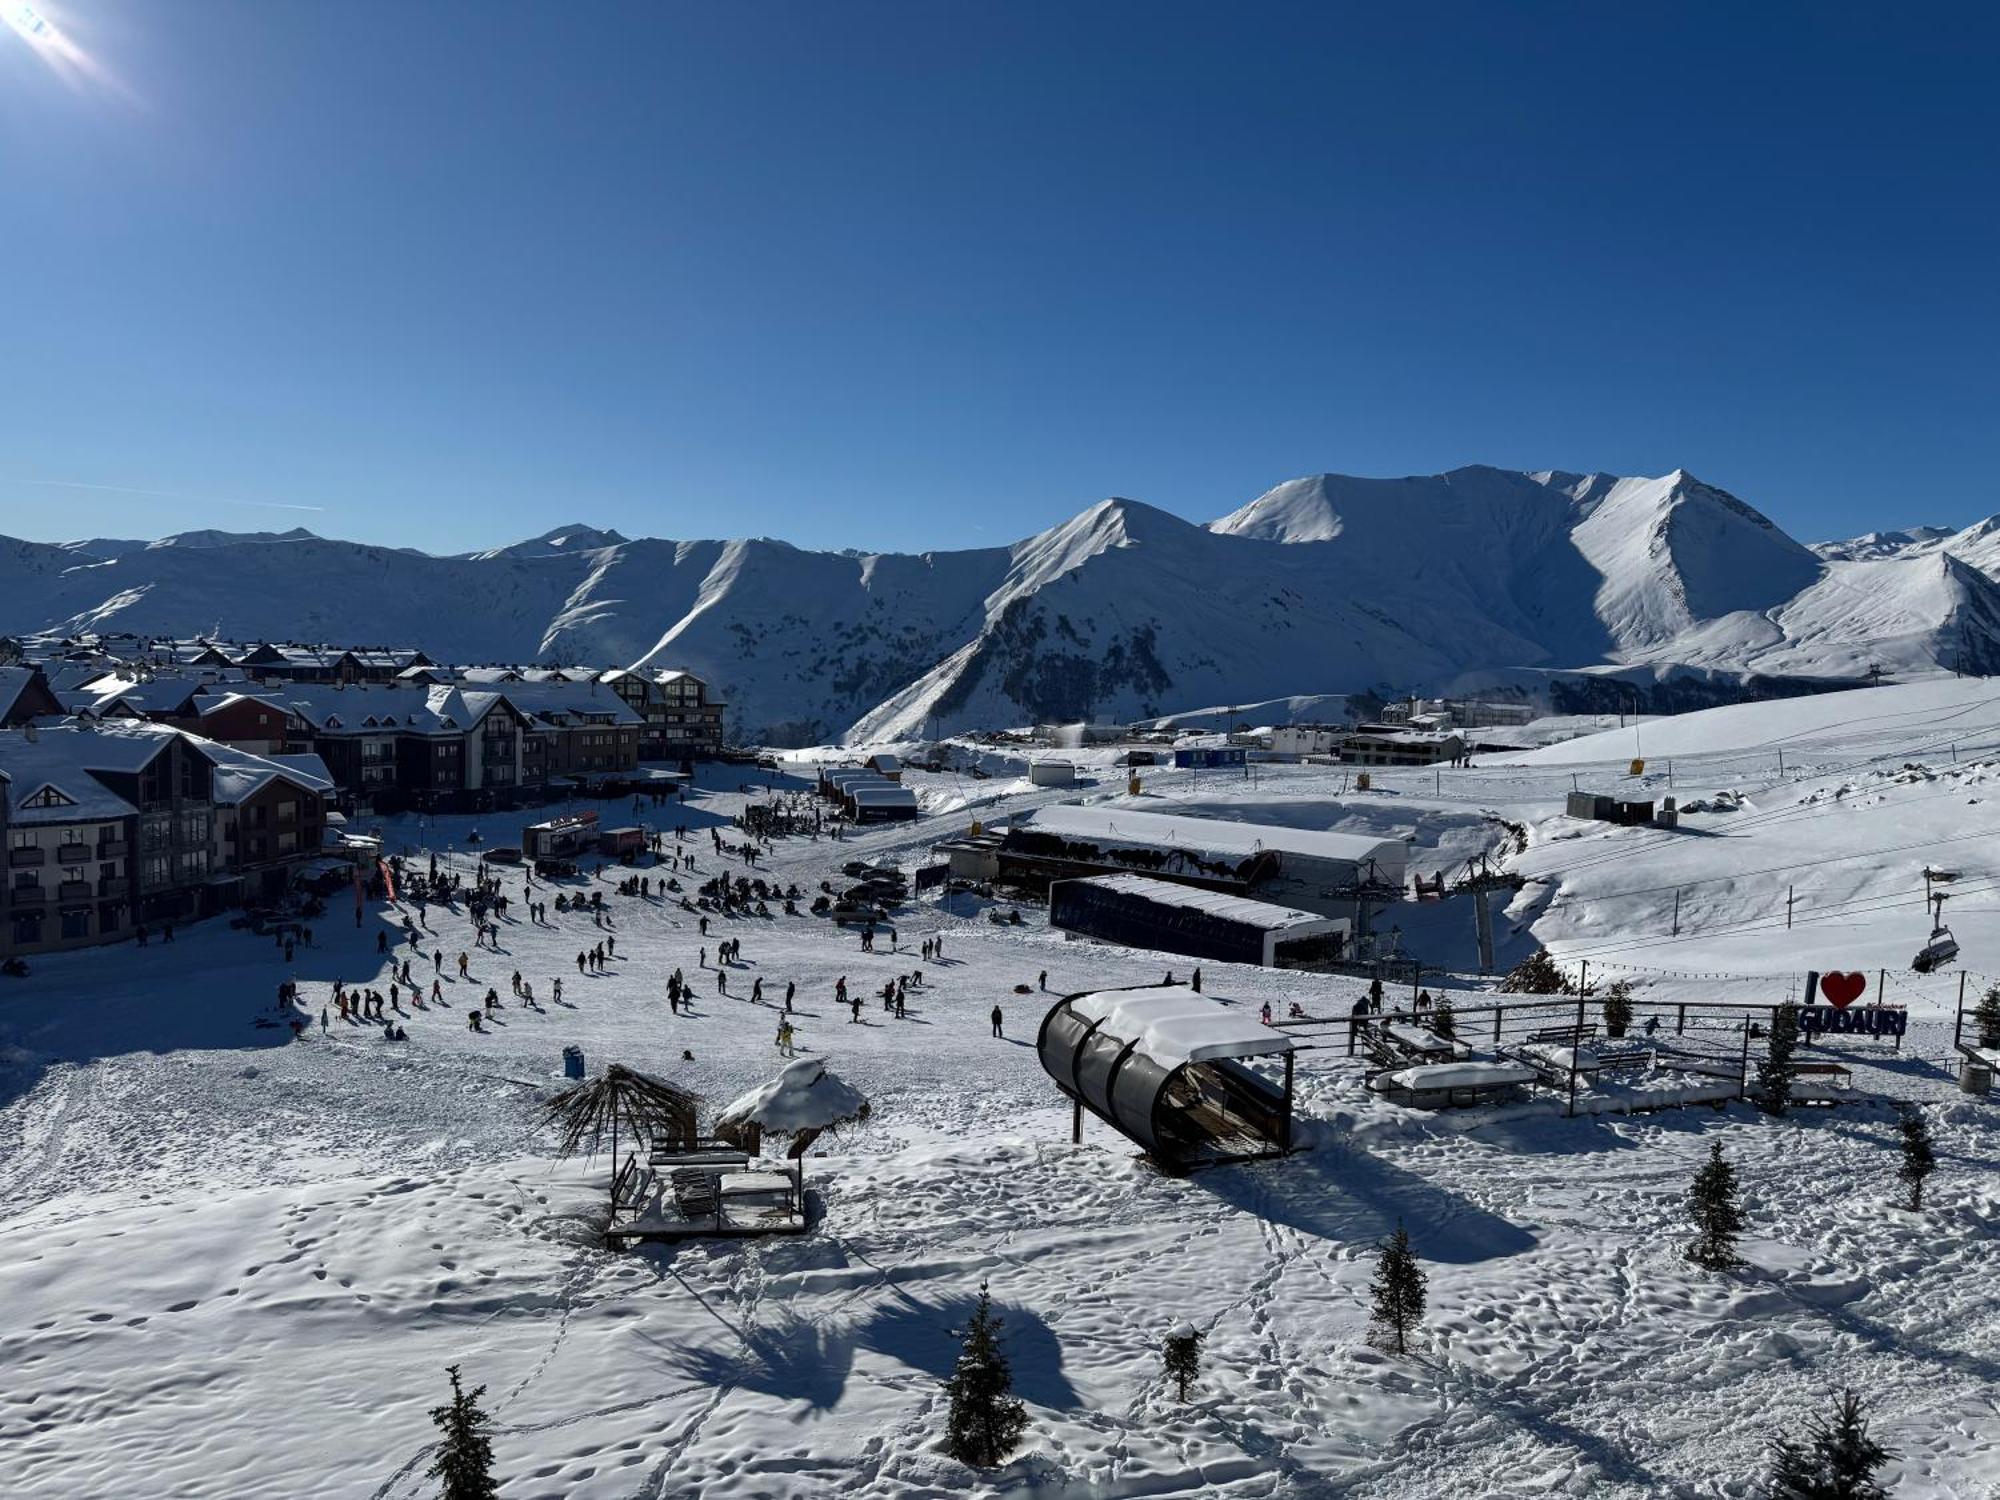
[7,468,2000,744]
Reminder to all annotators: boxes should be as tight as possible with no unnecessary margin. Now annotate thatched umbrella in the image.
[542,1064,701,1201]
[715,1058,869,1158]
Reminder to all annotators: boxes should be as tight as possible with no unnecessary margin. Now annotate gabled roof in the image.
[280,684,508,737]
[205,740,336,806]
[0,721,206,825]
[495,681,642,727]
[0,666,45,723]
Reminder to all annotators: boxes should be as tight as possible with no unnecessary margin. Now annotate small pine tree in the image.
[1767,1432,1819,1500]
[426,1365,499,1500]
[1432,994,1456,1040]
[1975,983,2000,1051]
[1686,1141,1746,1270]
[1757,1004,1801,1115]
[1161,1321,1203,1402]
[1896,1108,1936,1212]
[942,1281,1028,1468]
[1601,979,1634,1039]
[1501,948,1565,994]
[1368,1221,1427,1356]
[1766,1388,1895,1500]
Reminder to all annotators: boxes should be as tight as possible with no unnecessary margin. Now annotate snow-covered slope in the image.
[9,467,2000,744]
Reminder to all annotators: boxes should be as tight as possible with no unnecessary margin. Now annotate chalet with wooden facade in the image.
[600,668,725,759]
[0,721,332,956]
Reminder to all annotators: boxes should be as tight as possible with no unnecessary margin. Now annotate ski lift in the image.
[1912,890,1959,972]
[1913,925,1959,973]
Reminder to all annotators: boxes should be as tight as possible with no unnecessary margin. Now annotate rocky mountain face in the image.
[7,469,2000,744]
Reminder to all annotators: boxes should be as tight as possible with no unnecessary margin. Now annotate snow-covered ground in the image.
[6,683,2000,1498]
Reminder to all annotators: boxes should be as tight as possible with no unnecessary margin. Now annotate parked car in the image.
[486,846,523,865]
[533,857,579,879]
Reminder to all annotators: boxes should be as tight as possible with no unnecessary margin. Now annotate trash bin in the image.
[1960,1060,1992,1096]
[562,1045,585,1080]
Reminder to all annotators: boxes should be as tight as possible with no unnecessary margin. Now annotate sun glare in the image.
[3,0,118,92]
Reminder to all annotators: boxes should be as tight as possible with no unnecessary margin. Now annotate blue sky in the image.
[0,2,1994,554]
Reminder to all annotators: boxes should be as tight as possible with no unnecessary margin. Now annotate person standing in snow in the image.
[990,1005,1004,1038]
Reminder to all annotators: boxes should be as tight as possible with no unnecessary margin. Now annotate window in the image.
[277,831,297,854]
[179,813,207,845]
[60,909,90,941]
[61,828,85,845]
[23,785,74,809]
[9,831,32,850]
[12,913,41,945]
[13,871,39,890]
[143,855,171,887]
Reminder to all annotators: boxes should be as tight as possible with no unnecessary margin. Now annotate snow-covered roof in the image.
[206,741,335,806]
[496,681,642,726]
[192,690,293,720]
[1060,873,1338,934]
[717,1059,869,1136]
[1065,986,1295,1068]
[281,685,509,736]
[848,785,918,806]
[1017,804,1404,868]
[0,721,195,825]
[0,666,43,722]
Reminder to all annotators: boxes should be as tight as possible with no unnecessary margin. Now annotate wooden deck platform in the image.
[606,1159,810,1247]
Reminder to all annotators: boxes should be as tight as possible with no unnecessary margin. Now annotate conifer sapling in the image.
[1368,1221,1427,1356]
[942,1280,1029,1468]
[1500,947,1566,995]
[427,1364,499,1500]
[1432,994,1456,1041]
[1601,979,1634,1039]
[1161,1321,1203,1402]
[1976,983,2000,1051]
[1686,1141,1746,1270]
[1757,1003,1801,1115]
[1896,1107,1936,1212]
[1766,1387,1894,1500]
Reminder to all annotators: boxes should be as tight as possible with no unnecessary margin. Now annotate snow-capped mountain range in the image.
[6,467,2000,744]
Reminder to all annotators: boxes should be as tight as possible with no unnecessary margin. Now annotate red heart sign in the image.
[1820,972,1867,1009]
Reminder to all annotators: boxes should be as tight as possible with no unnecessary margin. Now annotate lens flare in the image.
[3,0,120,94]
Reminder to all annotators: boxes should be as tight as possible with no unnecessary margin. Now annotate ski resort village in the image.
[8,5,2000,1498]
[4,608,2000,1499]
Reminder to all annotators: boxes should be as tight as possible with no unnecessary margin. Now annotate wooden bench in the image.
[1789,1062,1853,1102]
[1527,1024,1597,1047]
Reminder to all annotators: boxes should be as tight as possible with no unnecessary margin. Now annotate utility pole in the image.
[1671,888,1681,936]
[1786,885,1795,929]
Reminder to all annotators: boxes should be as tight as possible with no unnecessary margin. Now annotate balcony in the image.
[57,844,91,865]
[96,839,128,860]
[9,847,45,867]
[97,877,129,898]
[58,881,92,904]
[11,887,46,906]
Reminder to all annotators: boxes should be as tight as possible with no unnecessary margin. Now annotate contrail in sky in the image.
[12,479,326,514]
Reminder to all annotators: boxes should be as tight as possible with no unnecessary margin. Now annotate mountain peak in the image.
[467,524,632,561]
